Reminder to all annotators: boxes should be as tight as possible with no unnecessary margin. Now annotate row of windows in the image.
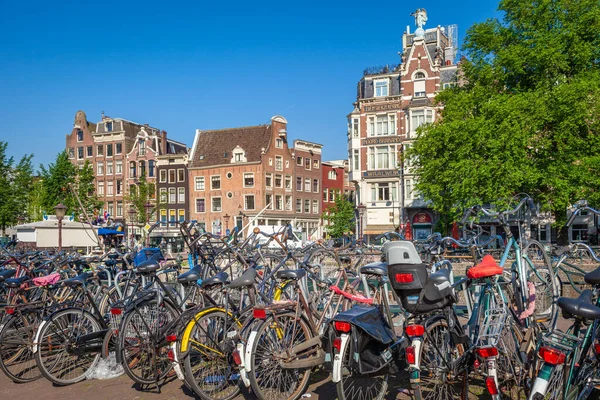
[194,174,319,192]
[159,187,186,204]
[160,209,186,225]
[368,180,419,202]
[348,109,435,138]
[69,143,123,159]
[323,189,338,203]
[104,201,123,217]
[296,156,320,170]
[159,169,185,183]
[97,180,123,196]
[372,72,427,99]
[194,195,319,214]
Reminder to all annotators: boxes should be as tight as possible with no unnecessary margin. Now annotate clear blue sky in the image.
[0,0,500,169]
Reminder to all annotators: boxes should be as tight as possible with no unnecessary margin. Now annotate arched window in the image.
[414,72,427,97]
[414,71,426,80]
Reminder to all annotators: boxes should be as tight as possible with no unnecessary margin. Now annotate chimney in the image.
[161,130,168,154]
[101,111,105,120]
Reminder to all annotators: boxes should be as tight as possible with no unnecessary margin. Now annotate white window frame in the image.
[160,170,167,183]
[178,187,185,203]
[275,156,283,171]
[285,175,292,191]
[212,197,222,212]
[195,176,205,191]
[196,198,206,213]
[210,175,221,190]
[243,173,254,188]
[374,79,389,97]
[244,195,255,210]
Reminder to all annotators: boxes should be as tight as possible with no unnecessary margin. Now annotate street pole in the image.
[54,203,67,252]
[398,147,406,236]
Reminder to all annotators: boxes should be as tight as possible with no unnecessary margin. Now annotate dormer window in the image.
[231,146,247,163]
[106,122,113,132]
[375,79,389,97]
[139,139,146,156]
[76,129,83,142]
[275,138,283,148]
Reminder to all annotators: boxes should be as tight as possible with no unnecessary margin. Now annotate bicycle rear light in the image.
[232,350,242,365]
[253,308,266,319]
[485,376,499,395]
[333,338,342,352]
[167,349,175,362]
[110,307,122,315]
[405,324,425,337]
[405,346,416,364]
[334,321,351,333]
[166,335,177,342]
[395,273,414,283]
[4,307,14,315]
[539,346,566,365]
[476,346,499,358]
[595,343,600,355]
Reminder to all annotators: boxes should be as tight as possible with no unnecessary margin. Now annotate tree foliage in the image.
[0,142,34,234]
[322,191,355,238]
[126,174,159,224]
[39,151,77,216]
[75,160,103,219]
[409,0,600,231]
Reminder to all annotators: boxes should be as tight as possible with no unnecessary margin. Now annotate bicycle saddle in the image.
[359,262,388,276]
[201,272,229,288]
[63,272,91,288]
[584,266,600,286]
[136,256,161,274]
[177,266,202,284]
[466,255,503,279]
[557,290,600,320]
[0,269,16,282]
[230,268,257,289]
[3,276,30,288]
[276,269,306,281]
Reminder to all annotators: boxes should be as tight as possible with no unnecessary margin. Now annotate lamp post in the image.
[398,146,406,237]
[223,214,230,234]
[357,203,366,243]
[54,203,67,252]
[128,208,137,249]
[144,202,153,247]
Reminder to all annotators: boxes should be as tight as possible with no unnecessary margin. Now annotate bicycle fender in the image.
[179,307,236,353]
[170,341,185,381]
[245,330,258,373]
[32,319,48,354]
[332,333,350,383]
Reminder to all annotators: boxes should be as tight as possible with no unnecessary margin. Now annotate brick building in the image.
[188,116,322,240]
[321,160,355,238]
[347,10,458,242]
[291,140,323,240]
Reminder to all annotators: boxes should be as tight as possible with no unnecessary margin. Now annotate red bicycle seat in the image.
[466,255,503,279]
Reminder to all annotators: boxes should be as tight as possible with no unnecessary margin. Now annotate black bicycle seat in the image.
[0,269,17,282]
[201,272,229,288]
[584,266,600,286]
[63,272,91,288]
[177,266,202,284]
[4,276,30,288]
[359,262,388,276]
[276,269,306,281]
[557,290,600,320]
[230,268,257,289]
[136,258,161,274]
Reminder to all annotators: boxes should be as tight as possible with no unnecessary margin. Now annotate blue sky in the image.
[0,0,500,169]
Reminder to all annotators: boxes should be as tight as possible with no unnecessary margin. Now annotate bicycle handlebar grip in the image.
[566,210,579,228]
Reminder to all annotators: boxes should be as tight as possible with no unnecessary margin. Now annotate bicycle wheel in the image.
[335,336,388,400]
[522,240,559,331]
[249,312,313,400]
[494,315,529,399]
[35,308,102,385]
[0,310,42,383]
[118,299,177,384]
[183,309,242,400]
[418,319,469,400]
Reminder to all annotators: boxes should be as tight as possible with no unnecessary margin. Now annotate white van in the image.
[249,225,304,250]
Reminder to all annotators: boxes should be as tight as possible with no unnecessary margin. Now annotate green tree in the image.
[322,191,355,238]
[39,151,77,216]
[126,173,159,224]
[409,0,600,241]
[75,160,103,220]
[28,178,45,222]
[0,142,34,235]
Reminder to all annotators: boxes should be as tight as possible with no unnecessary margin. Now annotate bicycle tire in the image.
[248,312,313,400]
[34,308,102,385]
[0,310,42,383]
[182,309,243,400]
[416,318,469,400]
[335,334,388,400]
[522,240,559,331]
[118,298,178,384]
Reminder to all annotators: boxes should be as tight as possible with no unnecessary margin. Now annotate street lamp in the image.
[398,146,406,237]
[128,208,137,249]
[54,203,67,252]
[357,203,366,243]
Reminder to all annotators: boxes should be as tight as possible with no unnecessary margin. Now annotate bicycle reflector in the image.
[232,350,242,365]
[485,376,499,395]
[405,346,416,364]
[334,321,351,333]
[395,273,414,283]
[405,324,425,337]
[5,307,14,315]
[476,346,499,358]
[333,338,342,352]
[110,308,122,315]
[539,346,566,365]
[253,308,267,319]
[167,349,175,362]
[166,335,177,342]
[595,343,600,355]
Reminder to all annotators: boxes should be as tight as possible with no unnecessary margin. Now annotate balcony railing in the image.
[363,64,400,76]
